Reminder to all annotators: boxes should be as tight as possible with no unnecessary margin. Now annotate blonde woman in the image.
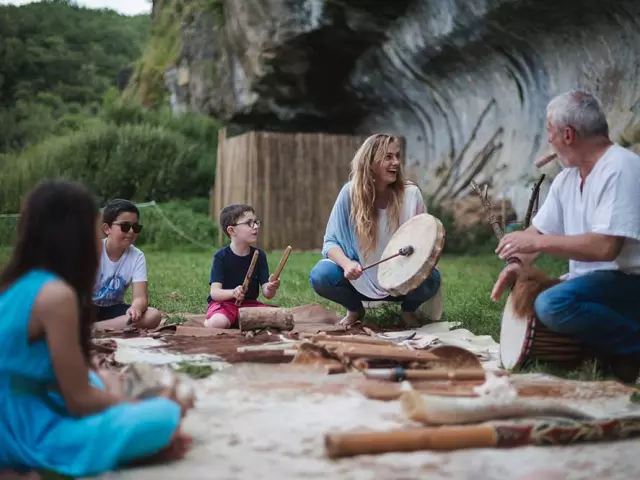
[309,133,442,327]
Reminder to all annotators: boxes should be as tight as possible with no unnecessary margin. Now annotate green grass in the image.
[0,246,611,380]
[0,245,566,339]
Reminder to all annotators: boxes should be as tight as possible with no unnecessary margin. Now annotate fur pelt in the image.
[510,265,561,318]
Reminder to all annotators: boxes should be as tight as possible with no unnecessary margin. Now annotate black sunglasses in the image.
[112,221,143,234]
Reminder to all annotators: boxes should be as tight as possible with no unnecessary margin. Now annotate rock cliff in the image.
[164,0,640,216]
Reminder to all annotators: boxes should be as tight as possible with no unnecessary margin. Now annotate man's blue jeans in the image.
[534,270,640,356]
[309,259,441,313]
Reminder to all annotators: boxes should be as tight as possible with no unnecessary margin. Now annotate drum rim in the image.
[499,290,584,370]
[499,290,536,370]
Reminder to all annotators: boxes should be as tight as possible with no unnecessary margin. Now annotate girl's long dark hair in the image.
[0,179,100,362]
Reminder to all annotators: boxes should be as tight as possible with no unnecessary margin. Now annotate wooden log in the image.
[325,426,499,458]
[238,307,295,332]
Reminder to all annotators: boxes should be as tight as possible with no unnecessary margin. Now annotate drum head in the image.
[378,213,444,296]
[499,292,530,370]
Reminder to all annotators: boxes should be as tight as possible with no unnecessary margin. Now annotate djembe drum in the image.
[499,291,585,370]
[377,213,446,296]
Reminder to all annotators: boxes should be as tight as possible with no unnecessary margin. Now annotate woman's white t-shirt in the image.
[92,238,147,307]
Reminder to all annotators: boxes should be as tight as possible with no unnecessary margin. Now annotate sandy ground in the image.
[88,309,640,480]
[90,355,640,480]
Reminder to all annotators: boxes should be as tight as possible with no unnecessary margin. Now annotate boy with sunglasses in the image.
[205,203,280,328]
[92,199,162,330]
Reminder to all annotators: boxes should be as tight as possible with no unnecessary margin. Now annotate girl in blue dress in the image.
[0,179,192,477]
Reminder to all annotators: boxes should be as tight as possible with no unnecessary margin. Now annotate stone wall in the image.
[165,0,640,216]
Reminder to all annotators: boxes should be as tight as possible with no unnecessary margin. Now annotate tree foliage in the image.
[0,0,150,152]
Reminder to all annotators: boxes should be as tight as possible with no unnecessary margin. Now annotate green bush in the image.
[0,120,216,214]
[0,199,218,250]
[133,200,219,250]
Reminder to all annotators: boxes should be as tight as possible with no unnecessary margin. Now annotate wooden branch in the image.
[235,250,259,306]
[433,99,497,200]
[524,174,545,228]
[469,180,504,240]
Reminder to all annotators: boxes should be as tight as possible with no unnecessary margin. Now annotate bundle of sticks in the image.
[469,170,559,318]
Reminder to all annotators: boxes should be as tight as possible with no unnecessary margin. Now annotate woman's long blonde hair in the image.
[349,133,406,258]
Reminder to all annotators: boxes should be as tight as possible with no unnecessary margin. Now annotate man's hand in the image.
[343,261,363,280]
[490,263,521,302]
[495,230,542,260]
[232,285,245,302]
[126,306,142,323]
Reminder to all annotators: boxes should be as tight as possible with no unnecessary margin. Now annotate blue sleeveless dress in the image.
[0,269,182,477]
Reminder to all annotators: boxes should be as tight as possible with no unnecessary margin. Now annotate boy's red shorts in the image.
[205,299,275,327]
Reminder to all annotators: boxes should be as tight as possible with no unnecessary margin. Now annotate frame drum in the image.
[377,213,445,297]
[499,292,584,370]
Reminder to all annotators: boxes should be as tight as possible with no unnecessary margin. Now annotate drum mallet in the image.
[362,245,414,271]
[235,250,260,306]
[269,245,292,283]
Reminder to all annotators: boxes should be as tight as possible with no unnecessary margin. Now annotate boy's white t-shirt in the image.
[532,143,640,279]
[93,238,148,307]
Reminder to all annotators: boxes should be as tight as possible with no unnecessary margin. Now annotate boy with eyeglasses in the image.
[92,199,162,330]
[205,203,280,328]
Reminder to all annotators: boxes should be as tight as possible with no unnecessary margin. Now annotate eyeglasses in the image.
[112,221,143,234]
[234,219,262,228]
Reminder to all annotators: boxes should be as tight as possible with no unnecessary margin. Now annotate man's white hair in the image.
[546,89,609,139]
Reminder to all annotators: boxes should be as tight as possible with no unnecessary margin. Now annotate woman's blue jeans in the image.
[309,259,441,313]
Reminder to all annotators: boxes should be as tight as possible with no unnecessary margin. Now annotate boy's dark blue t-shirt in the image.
[207,245,269,303]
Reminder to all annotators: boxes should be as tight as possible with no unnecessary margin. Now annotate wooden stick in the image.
[363,367,489,382]
[523,174,545,229]
[469,180,504,240]
[324,343,440,362]
[362,245,413,271]
[324,416,640,458]
[301,333,397,346]
[235,250,259,306]
[269,245,292,282]
[325,426,498,458]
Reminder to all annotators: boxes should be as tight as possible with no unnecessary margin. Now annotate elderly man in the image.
[492,89,640,382]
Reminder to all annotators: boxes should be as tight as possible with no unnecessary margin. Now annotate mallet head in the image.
[399,245,414,256]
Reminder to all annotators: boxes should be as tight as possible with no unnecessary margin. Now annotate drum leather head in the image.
[499,293,529,370]
[377,213,445,296]
[429,345,482,369]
